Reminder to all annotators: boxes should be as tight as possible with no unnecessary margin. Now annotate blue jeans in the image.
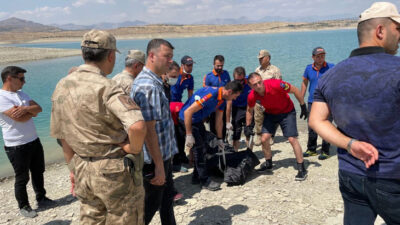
[339,170,400,225]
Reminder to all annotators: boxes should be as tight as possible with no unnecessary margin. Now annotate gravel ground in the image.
[0,129,386,225]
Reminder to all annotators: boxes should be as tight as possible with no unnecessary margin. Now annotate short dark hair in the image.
[146,39,174,56]
[170,61,180,71]
[214,55,225,64]
[247,72,261,82]
[224,80,243,93]
[357,17,392,45]
[233,66,246,76]
[1,66,26,83]
[81,47,111,63]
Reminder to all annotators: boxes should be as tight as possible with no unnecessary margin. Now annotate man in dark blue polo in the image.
[310,2,400,224]
[203,55,231,88]
[170,55,194,102]
[301,47,334,160]
[179,81,243,191]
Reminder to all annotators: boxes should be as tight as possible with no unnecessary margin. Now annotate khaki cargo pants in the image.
[254,103,265,134]
[72,155,144,225]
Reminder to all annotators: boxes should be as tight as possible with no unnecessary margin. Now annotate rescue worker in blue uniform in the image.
[179,80,243,191]
[170,55,194,102]
[202,55,231,140]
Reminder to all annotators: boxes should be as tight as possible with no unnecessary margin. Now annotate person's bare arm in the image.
[300,79,308,100]
[184,102,202,135]
[309,102,379,168]
[289,85,305,105]
[2,106,33,122]
[60,139,75,163]
[11,100,42,118]
[144,120,165,186]
[246,106,254,126]
[126,121,147,154]
[226,100,232,124]
[215,109,223,139]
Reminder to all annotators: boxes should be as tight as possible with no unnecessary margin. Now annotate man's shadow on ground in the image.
[36,194,78,212]
[42,220,71,225]
[188,204,248,225]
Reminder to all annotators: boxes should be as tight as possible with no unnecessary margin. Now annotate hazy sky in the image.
[1,0,400,25]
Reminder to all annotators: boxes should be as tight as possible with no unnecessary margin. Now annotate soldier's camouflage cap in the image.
[81,29,120,53]
[127,50,145,64]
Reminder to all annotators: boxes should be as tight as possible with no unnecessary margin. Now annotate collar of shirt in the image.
[212,69,221,76]
[312,61,327,71]
[142,66,163,86]
[349,46,385,58]
[179,67,192,84]
[259,64,272,72]
[122,69,134,77]
[78,64,105,76]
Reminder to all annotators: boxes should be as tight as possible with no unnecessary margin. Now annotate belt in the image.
[78,155,123,162]
[4,138,39,150]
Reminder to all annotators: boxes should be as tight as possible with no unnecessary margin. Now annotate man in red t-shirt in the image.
[244,72,308,181]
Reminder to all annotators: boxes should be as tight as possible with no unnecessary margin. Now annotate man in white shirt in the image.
[0,66,53,218]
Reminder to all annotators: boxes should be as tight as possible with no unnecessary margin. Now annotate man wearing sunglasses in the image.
[0,66,53,218]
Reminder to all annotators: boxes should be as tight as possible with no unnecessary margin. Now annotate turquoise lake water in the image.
[0,29,359,177]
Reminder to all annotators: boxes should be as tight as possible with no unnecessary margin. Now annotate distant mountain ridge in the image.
[0,17,61,32]
[52,20,147,30]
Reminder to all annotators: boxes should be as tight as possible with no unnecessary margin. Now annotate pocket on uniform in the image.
[99,158,126,177]
[376,179,400,211]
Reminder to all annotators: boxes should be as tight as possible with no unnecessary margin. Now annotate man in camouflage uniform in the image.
[254,49,282,146]
[113,49,145,95]
[50,29,147,224]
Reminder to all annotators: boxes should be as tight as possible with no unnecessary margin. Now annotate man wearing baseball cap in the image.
[113,49,145,95]
[170,55,194,102]
[301,47,334,160]
[253,49,282,146]
[309,2,400,224]
[51,29,146,224]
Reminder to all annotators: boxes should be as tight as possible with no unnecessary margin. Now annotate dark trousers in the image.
[339,170,400,225]
[191,122,209,184]
[143,158,176,225]
[210,109,227,140]
[307,103,331,153]
[172,123,188,166]
[4,138,46,209]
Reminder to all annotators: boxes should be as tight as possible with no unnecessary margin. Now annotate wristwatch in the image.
[346,138,358,152]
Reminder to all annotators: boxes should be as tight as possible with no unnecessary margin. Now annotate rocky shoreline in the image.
[0,46,81,65]
[0,129,385,225]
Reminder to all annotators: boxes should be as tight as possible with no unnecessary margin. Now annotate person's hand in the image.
[151,164,166,186]
[69,172,76,197]
[10,105,29,118]
[244,126,254,138]
[349,140,379,169]
[217,138,225,152]
[300,104,308,120]
[185,135,195,148]
[226,122,233,131]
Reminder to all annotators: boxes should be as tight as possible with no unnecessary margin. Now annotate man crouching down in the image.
[179,80,243,191]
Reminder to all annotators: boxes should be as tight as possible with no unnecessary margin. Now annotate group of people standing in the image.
[0,1,399,225]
